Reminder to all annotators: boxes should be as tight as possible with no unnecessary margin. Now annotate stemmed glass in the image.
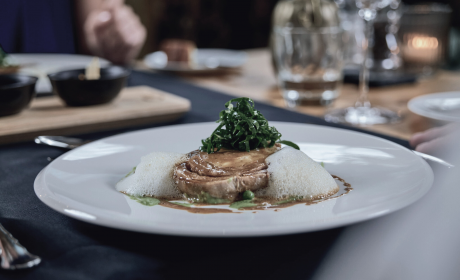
[325,0,401,125]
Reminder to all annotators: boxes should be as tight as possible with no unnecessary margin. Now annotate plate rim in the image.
[33,122,434,237]
[408,91,460,122]
[143,48,246,73]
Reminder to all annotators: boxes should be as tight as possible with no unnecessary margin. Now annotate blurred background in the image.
[124,0,460,70]
[128,0,279,54]
[2,0,459,69]
[1,0,460,137]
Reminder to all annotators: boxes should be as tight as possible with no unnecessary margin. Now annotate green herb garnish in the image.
[243,190,255,200]
[229,200,257,209]
[0,46,8,67]
[200,97,299,153]
[0,45,15,68]
[277,140,300,150]
[124,167,136,178]
[127,195,160,206]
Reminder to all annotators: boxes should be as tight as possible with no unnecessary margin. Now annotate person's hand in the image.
[84,0,146,64]
[410,123,460,160]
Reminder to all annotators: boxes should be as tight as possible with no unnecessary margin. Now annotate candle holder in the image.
[399,3,452,75]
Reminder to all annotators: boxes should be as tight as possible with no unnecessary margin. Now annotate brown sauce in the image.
[127,175,352,214]
[205,174,352,212]
[159,200,235,214]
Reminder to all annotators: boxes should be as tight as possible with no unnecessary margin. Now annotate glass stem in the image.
[355,16,374,108]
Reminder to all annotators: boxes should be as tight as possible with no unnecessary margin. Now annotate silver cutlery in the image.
[35,135,90,150]
[34,135,455,168]
[0,223,41,270]
[412,150,454,168]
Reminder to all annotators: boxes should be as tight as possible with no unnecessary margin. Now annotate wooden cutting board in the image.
[0,86,191,145]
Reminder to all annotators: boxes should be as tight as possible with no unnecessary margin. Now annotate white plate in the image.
[408,91,460,122]
[143,49,246,73]
[34,122,433,237]
[10,54,110,93]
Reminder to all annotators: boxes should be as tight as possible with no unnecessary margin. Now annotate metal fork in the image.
[0,223,41,270]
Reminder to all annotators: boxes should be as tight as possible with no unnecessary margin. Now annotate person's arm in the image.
[410,123,460,162]
[74,0,146,64]
[74,0,102,56]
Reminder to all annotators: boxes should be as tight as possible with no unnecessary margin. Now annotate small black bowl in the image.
[48,66,130,107]
[0,74,37,117]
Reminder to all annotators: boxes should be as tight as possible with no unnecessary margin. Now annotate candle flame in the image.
[406,34,438,50]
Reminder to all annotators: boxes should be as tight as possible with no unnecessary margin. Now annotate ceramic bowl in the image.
[48,66,130,107]
[0,74,37,117]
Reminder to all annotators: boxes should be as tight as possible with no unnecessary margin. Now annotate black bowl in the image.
[48,66,130,107]
[0,74,38,117]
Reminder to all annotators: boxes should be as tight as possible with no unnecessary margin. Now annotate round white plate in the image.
[143,49,246,73]
[34,122,433,237]
[408,91,460,122]
[11,54,110,93]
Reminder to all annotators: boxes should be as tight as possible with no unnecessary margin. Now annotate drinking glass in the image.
[325,0,401,125]
[273,26,344,107]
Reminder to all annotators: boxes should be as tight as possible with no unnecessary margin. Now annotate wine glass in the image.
[325,0,401,125]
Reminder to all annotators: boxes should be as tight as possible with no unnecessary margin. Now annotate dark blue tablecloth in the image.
[0,71,410,280]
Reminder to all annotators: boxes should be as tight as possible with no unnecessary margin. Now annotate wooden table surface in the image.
[181,49,460,140]
[0,86,190,145]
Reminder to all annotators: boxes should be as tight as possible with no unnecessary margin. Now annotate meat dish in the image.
[174,144,281,203]
[116,97,347,211]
